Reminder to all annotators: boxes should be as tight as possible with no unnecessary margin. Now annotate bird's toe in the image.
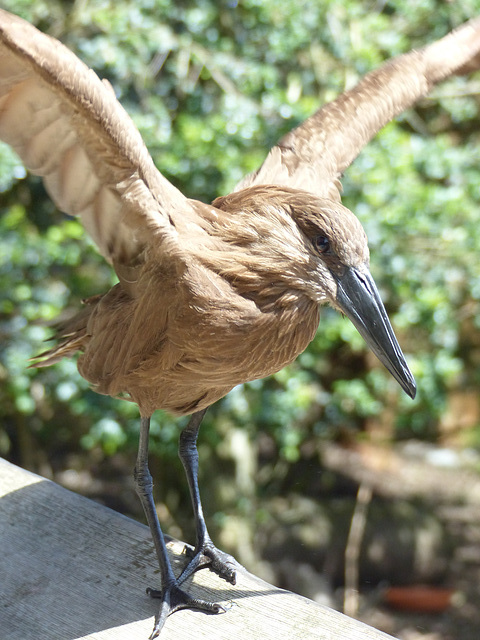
[203,545,237,584]
[147,582,227,638]
[181,542,238,585]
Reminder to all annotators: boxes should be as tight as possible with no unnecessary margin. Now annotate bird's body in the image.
[49,186,367,416]
[1,8,480,637]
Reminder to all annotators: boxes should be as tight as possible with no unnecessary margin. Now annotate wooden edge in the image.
[0,457,397,640]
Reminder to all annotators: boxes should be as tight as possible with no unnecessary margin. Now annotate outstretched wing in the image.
[0,10,193,280]
[235,18,480,200]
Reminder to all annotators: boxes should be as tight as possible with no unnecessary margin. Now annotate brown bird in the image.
[1,9,479,637]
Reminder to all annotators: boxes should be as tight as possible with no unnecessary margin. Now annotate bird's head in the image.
[292,193,416,399]
[212,185,416,399]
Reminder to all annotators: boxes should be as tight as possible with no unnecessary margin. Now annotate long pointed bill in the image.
[334,266,416,399]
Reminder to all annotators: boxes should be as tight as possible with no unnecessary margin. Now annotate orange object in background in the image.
[384,586,459,613]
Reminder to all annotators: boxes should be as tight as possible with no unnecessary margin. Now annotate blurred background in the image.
[1,1,480,638]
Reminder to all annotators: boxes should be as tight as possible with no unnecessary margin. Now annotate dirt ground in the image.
[318,441,480,640]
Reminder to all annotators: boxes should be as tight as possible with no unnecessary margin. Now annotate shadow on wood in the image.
[0,458,397,640]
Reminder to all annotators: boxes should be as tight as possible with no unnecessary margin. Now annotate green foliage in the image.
[1,0,480,536]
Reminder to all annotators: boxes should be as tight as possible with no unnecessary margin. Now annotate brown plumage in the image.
[1,9,479,637]
[46,187,369,416]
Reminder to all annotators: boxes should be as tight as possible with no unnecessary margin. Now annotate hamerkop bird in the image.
[1,9,480,636]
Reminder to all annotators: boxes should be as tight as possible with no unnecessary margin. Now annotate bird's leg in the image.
[178,408,238,585]
[134,415,226,638]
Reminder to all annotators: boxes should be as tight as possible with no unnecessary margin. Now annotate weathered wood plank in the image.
[0,458,397,640]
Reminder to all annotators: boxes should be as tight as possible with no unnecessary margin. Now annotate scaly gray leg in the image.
[133,415,226,638]
[177,408,238,585]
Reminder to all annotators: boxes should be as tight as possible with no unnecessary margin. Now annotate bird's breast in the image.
[77,276,320,416]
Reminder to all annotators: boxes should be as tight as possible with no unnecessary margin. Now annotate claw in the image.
[180,541,237,585]
[203,545,237,584]
[147,582,227,638]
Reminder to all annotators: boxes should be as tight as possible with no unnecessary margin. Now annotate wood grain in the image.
[0,458,397,640]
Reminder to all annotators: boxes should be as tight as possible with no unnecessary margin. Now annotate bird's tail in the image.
[29,295,100,368]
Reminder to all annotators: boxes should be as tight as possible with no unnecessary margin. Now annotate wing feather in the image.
[236,18,480,199]
[0,9,191,273]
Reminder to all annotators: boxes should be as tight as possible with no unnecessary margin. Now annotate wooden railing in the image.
[0,457,396,640]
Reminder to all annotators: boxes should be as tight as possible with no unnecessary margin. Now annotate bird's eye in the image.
[314,235,330,254]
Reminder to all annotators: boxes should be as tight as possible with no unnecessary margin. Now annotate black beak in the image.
[334,266,416,399]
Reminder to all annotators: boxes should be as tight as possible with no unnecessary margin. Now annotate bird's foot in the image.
[147,581,226,639]
[182,540,238,585]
